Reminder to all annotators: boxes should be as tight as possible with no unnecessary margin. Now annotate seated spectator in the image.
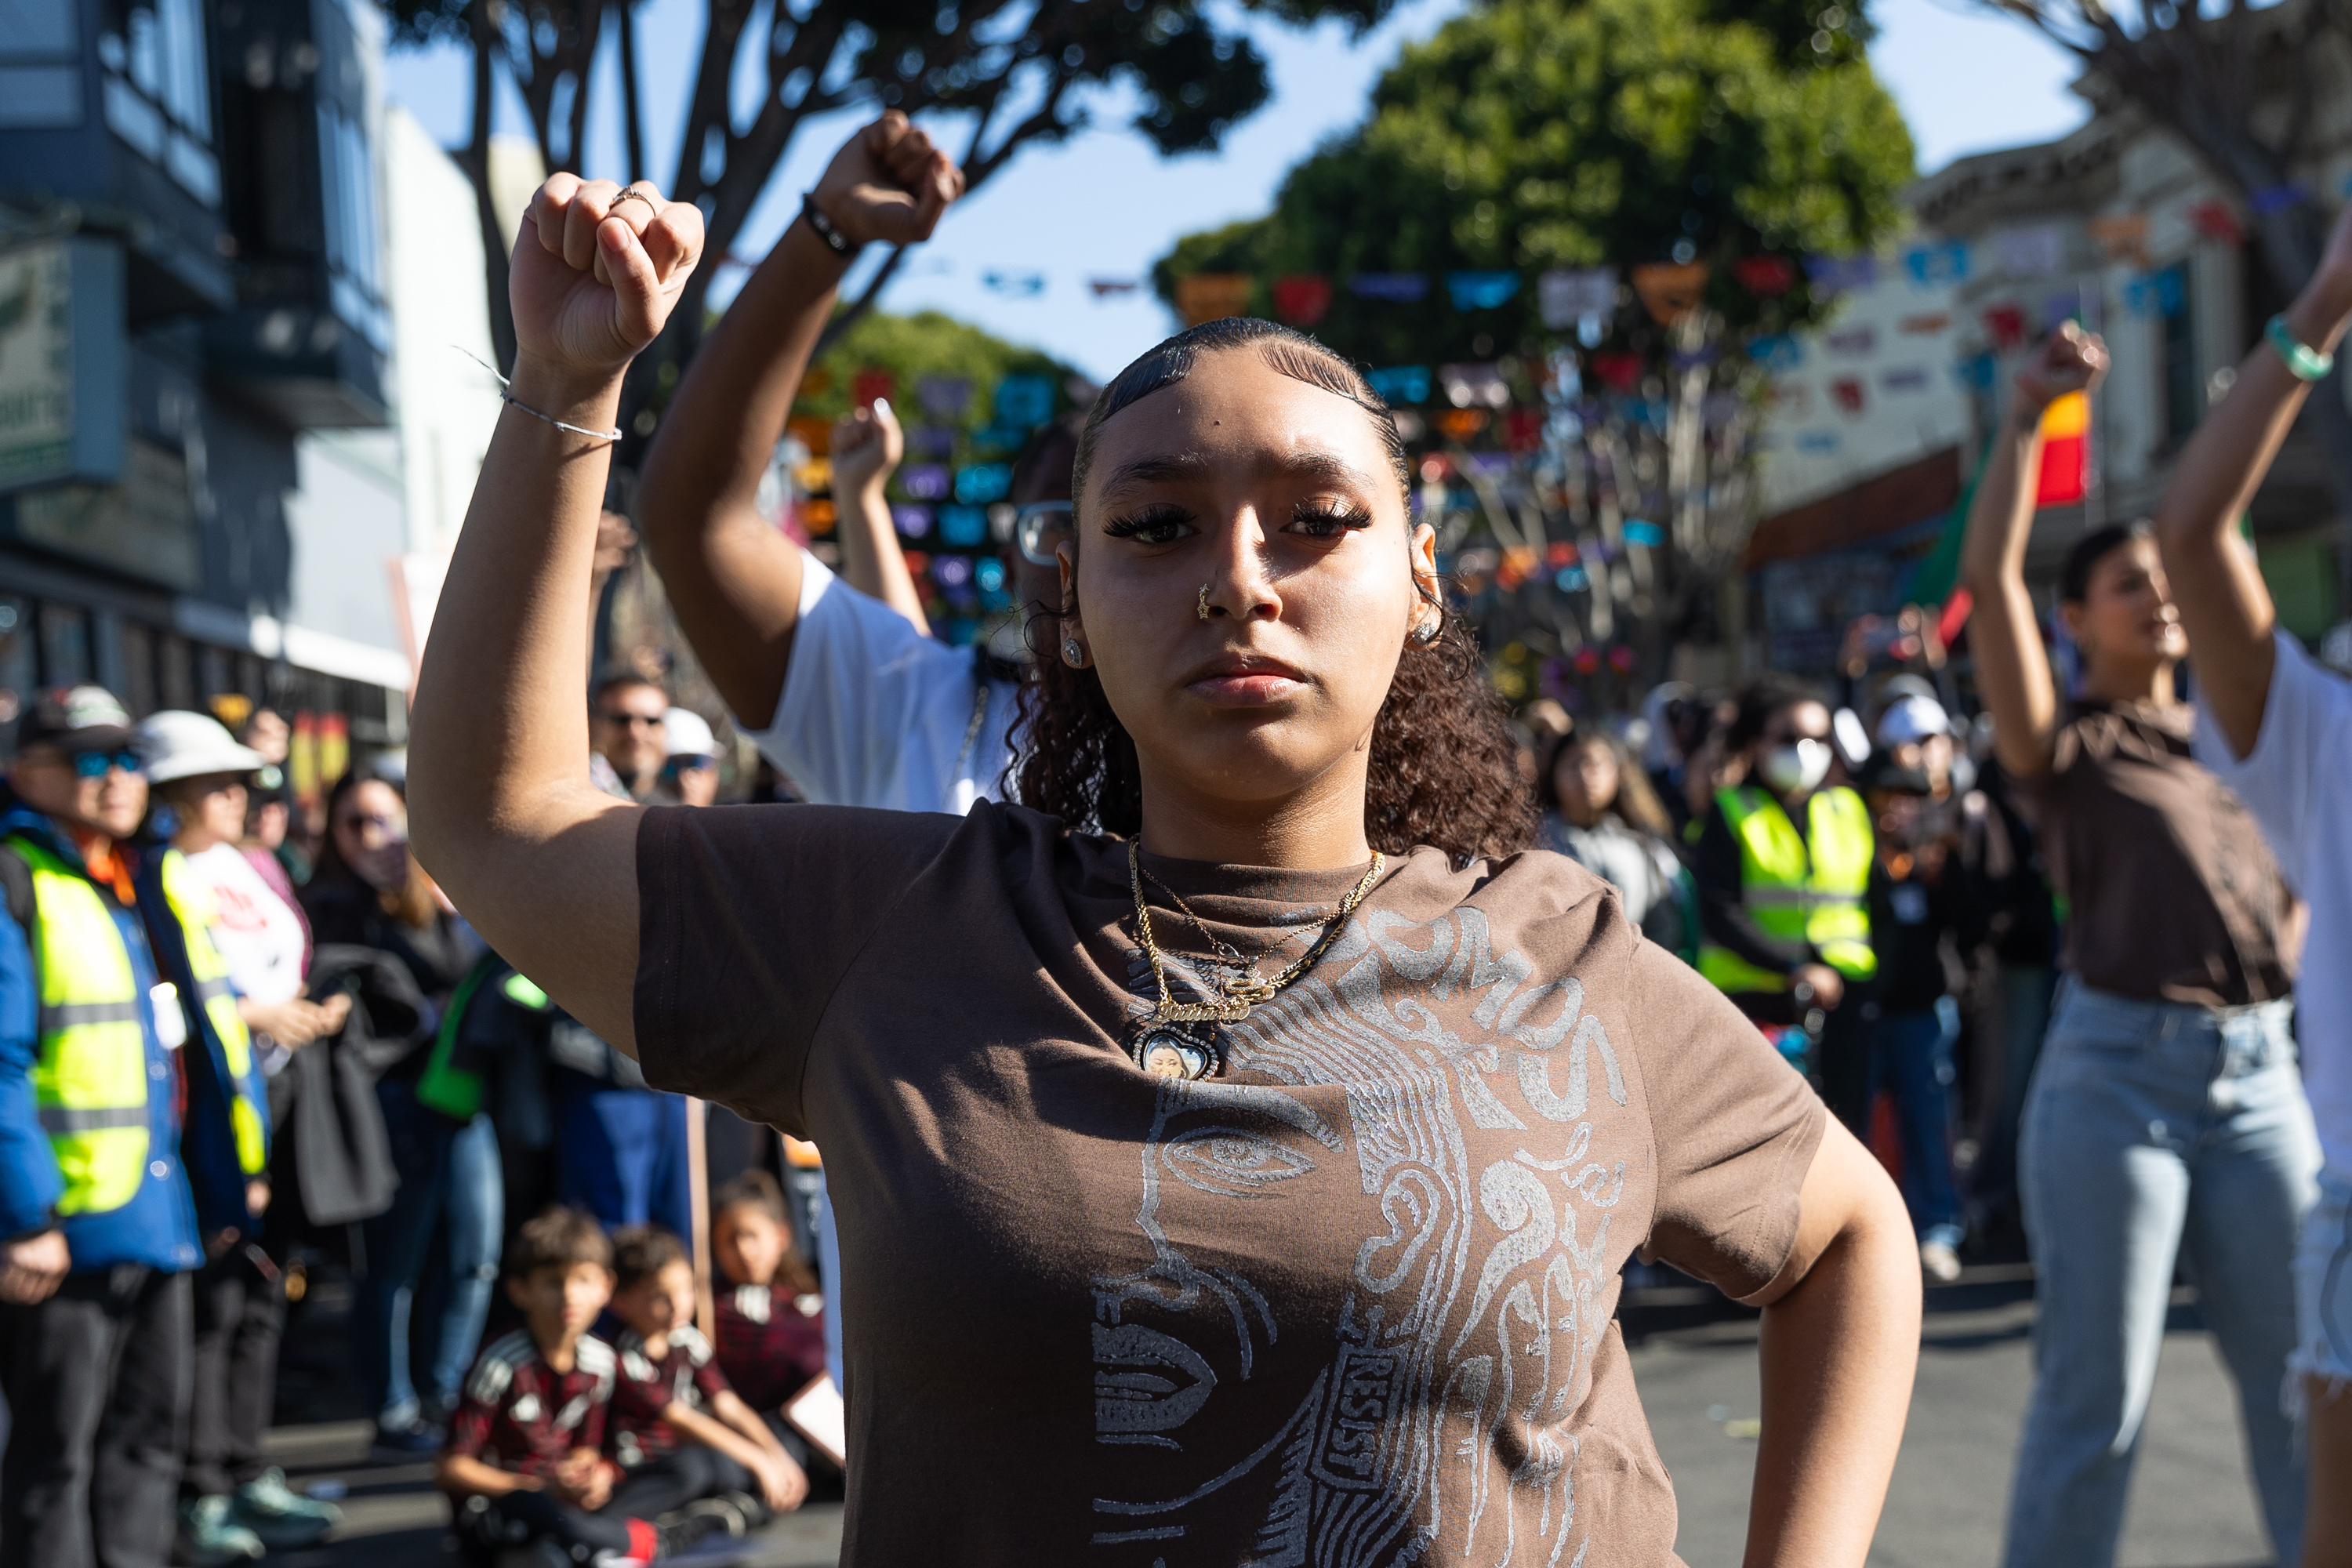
[604,1227,807,1528]
[437,1208,721,1566]
[709,1174,828,1449]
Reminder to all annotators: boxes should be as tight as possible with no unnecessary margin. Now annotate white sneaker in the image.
[1919,1238,1962,1284]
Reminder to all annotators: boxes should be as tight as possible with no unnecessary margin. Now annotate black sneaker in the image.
[654,1511,732,1559]
[713,1490,768,1530]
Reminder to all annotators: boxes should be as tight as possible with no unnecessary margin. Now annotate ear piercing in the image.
[1197,584,1211,621]
[1063,639,1085,667]
[1411,615,1441,645]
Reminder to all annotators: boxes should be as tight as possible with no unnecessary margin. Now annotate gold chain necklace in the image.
[1124,839,1385,1080]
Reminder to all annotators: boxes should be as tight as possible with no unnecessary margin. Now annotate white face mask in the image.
[1761,738,1832,797]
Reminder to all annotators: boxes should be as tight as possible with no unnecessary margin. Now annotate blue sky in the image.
[384,0,2090,379]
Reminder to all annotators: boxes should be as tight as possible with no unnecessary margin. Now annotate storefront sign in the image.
[13,437,200,589]
[0,239,124,492]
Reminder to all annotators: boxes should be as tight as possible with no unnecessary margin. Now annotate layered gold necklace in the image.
[1124,839,1385,1080]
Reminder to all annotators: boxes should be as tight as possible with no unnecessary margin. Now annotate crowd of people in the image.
[5,108,2352,1568]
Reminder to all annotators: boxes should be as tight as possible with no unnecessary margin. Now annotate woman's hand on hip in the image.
[511,175,704,384]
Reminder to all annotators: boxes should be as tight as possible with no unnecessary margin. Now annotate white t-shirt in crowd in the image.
[735,547,1026,1388]
[742,550,1021,815]
[2194,631,2352,1181]
[179,842,307,1008]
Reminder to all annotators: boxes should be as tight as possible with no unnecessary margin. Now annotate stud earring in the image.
[1411,615,1441,645]
[1063,639,1085,667]
[1196,584,1211,621]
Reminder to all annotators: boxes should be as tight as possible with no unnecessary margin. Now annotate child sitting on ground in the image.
[604,1226,807,1530]
[709,1173,829,1419]
[708,1173,834,1483]
[437,1207,723,1566]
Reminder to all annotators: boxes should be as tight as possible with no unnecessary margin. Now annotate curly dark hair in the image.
[1010,318,1537,866]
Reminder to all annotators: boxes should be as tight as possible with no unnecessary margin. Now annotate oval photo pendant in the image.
[1132,1025,1217,1081]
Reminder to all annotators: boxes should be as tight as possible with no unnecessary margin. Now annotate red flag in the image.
[2034,391,2090,506]
[851,369,895,408]
[1271,275,1332,326]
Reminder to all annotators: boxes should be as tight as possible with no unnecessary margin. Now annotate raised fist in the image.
[511,176,704,379]
[811,111,965,249]
[830,397,904,494]
[2014,321,2109,416]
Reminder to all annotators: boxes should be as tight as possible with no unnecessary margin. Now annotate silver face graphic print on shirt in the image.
[1091,906,1631,1566]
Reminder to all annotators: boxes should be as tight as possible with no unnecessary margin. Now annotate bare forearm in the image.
[407,361,643,1050]
[1959,412,2059,776]
[666,1402,772,1472]
[1744,1208,1919,1565]
[638,224,850,724]
[2153,285,2352,753]
[439,1453,533,1499]
[712,1391,788,1457]
[835,480,930,634]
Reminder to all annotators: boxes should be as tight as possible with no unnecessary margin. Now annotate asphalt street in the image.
[267,1271,2276,1568]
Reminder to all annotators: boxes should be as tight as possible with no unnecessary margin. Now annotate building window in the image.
[97,0,220,205]
[2160,260,2198,448]
[318,101,390,350]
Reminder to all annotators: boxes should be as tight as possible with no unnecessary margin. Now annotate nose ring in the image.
[1197,584,1210,621]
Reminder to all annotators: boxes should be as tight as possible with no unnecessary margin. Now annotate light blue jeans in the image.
[2002,981,2318,1568]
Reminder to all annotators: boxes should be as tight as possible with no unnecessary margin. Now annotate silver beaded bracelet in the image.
[459,347,624,444]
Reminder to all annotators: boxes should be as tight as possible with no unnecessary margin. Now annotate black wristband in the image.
[800,193,859,258]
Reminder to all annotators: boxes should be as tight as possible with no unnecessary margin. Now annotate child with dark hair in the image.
[437,1208,721,1566]
[707,1173,829,1427]
[603,1225,807,1528]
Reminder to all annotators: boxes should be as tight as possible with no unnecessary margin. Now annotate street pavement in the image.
[266,1269,2276,1568]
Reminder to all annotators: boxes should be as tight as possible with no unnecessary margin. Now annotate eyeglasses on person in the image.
[598,710,666,729]
[70,750,143,779]
[1014,501,1075,568]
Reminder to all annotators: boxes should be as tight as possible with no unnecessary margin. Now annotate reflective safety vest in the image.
[156,849,267,1177]
[9,839,154,1216]
[1696,785,1878,995]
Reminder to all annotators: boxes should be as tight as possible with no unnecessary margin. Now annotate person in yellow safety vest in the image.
[0,687,267,1568]
[1693,675,1879,1134]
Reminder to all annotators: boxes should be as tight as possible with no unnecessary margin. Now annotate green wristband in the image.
[2266,313,2334,381]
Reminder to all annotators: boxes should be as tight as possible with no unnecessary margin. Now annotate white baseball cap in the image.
[1875,693,1953,748]
[662,708,723,760]
[133,710,267,785]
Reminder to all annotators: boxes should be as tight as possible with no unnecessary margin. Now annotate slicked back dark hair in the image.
[1012,318,1535,865]
[2060,520,2152,604]
[1069,317,1411,518]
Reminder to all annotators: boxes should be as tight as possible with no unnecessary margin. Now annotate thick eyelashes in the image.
[1097,499,1377,546]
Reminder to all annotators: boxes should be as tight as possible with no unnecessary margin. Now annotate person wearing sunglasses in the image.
[0,687,268,1568]
[590,673,671,802]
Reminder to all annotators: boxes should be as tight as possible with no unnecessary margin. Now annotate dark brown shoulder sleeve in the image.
[1628,941,1828,1298]
[633,802,967,1134]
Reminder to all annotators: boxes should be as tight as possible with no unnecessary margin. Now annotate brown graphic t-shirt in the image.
[635,801,1825,1566]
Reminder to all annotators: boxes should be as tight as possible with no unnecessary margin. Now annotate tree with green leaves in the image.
[1156,0,1915,679]
[378,0,1400,455]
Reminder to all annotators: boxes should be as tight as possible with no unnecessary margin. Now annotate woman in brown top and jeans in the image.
[404,115,1922,1564]
[1962,326,2319,1568]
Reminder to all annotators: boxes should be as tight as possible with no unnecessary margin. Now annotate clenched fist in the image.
[510,176,704,382]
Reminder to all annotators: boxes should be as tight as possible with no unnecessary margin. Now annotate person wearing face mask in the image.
[1693,675,1880,1132]
[0,688,264,1568]
[302,768,500,1460]
[1962,325,2313,1568]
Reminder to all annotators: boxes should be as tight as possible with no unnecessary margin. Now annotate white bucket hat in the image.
[133,710,267,785]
